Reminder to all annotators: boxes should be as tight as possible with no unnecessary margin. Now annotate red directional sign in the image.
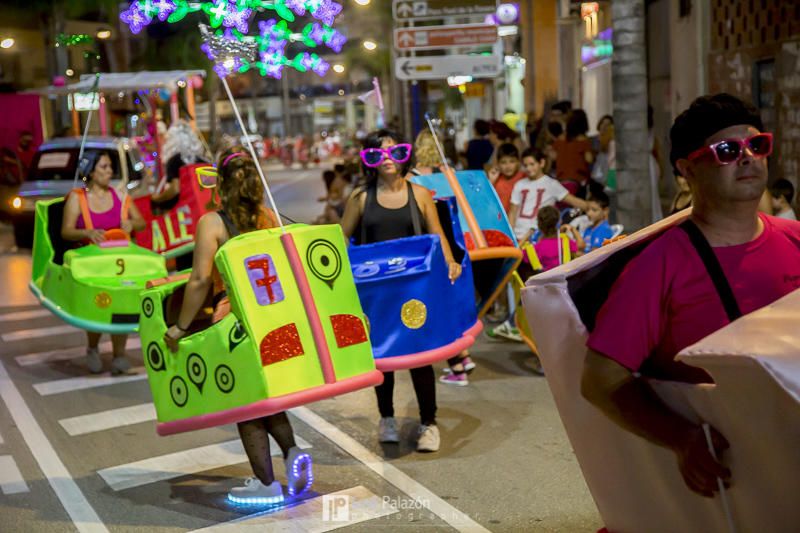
[394,24,498,51]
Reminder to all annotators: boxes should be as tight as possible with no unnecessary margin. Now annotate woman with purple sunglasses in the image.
[340,129,462,453]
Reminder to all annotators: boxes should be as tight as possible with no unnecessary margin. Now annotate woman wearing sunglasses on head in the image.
[580,93,800,499]
[163,147,312,506]
[340,129,463,453]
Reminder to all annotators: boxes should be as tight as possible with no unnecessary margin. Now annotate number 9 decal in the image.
[116,258,125,275]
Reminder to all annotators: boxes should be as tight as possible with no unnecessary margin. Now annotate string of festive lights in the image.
[120,0,345,79]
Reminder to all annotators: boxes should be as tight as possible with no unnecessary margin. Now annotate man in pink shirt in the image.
[580,94,800,497]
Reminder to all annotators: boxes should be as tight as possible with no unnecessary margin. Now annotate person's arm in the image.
[508,203,520,233]
[487,166,500,184]
[413,185,461,283]
[562,224,585,255]
[151,179,180,203]
[164,214,222,351]
[581,349,730,497]
[339,188,365,239]
[61,193,105,244]
[562,194,588,211]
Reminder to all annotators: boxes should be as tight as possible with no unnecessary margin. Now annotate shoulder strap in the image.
[74,188,93,230]
[217,209,240,238]
[560,233,572,264]
[406,181,423,236]
[679,220,742,322]
[361,183,376,245]
[121,193,131,222]
[523,242,542,270]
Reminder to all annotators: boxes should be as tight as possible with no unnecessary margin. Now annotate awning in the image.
[28,70,207,96]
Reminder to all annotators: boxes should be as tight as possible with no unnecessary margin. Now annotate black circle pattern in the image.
[186,353,207,391]
[170,376,188,407]
[142,297,154,318]
[215,364,235,393]
[147,342,165,371]
[306,239,342,284]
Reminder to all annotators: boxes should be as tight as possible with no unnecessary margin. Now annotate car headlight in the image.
[11,197,22,210]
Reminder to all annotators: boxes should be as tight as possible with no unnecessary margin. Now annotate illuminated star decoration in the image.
[152,0,177,21]
[224,4,252,32]
[311,0,342,26]
[121,2,153,34]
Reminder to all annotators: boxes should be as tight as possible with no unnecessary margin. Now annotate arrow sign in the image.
[396,1,414,17]
[394,55,502,81]
[393,23,498,51]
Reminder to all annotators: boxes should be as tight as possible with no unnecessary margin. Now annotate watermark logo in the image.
[322,494,351,522]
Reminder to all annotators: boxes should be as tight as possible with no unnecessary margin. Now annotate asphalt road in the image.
[0,164,601,532]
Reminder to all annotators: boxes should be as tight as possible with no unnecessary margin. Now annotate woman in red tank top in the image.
[61,152,146,376]
[163,147,310,506]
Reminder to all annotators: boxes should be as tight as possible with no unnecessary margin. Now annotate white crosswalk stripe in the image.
[33,368,147,396]
[0,309,52,323]
[189,485,397,532]
[1,324,81,342]
[0,455,30,494]
[97,437,312,492]
[59,403,157,436]
[15,338,142,367]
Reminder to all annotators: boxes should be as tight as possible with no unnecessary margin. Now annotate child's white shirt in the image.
[510,174,568,239]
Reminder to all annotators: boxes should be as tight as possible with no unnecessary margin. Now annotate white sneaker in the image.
[111,356,131,376]
[416,424,440,452]
[227,477,284,506]
[284,447,313,496]
[378,417,399,443]
[86,348,103,374]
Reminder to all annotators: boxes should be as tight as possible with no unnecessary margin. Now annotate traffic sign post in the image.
[392,0,498,21]
[395,55,502,81]
[394,23,498,51]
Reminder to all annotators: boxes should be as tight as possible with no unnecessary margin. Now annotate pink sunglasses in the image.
[360,143,413,168]
[687,132,773,165]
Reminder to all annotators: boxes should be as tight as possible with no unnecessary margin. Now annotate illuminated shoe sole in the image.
[285,447,313,497]
[227,479,284,506]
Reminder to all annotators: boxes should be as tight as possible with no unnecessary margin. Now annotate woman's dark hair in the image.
[489,120,518,141]
[551,100,572,115]
[79,151,113,183]
[566,109,589,140]
[597,114,613,131]
[669,93,764,176]
[361,129,413,185]
[537,205,560,234]
[322,169,336,191]
[547,121,563,138]
[217,145,265,233]
[496,142,520,160]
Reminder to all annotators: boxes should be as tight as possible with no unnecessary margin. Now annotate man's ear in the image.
[675,159,693,181]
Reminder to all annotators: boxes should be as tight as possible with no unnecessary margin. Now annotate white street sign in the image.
[393,0,498,21]
[395,55,502,81]
[394,23,498,51]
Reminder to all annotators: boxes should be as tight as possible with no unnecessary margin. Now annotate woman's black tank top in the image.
[357,181,425,245]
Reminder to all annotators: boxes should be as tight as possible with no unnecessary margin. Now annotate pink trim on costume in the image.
[156,370,384,436]
[280,233,337,384]
[99,239,130,248]
[374,319,483,372]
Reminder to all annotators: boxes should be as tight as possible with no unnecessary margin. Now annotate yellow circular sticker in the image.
[95,292,112,309]
[400,299,427,330]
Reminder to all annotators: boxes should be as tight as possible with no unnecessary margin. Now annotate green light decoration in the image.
[57,33,95,47]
